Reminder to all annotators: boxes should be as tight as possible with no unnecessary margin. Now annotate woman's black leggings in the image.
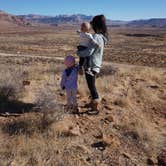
[85,71,99,100]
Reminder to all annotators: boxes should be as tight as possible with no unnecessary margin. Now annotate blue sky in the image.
[0,0,165,20]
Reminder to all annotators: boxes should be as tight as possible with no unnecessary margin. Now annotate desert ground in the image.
[0,26,165,166]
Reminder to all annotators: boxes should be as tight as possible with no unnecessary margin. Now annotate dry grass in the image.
[0,60,164,165]
[0,26,166,67]
[77,76,89,98]
[116,110,165,153]
[0,65,24,101]
[0,27,165,165]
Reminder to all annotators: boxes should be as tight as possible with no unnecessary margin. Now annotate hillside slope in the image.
[0,10,31,30]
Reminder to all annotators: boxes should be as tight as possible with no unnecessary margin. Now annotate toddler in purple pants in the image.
[60,55,79,113]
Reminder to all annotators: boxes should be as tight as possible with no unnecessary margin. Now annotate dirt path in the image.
[0,52,64,61]
[1,52,165,70]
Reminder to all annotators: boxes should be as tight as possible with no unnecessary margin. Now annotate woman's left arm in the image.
[77,35,103,57]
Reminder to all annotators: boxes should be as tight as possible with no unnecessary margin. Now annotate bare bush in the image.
[35,85,56,111]
[0,66,24,101]
[34,82,64,126]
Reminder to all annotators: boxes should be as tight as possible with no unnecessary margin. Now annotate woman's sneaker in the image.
[88,100,100,115]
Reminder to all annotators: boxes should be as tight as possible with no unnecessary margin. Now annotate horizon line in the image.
[1,9,166,22]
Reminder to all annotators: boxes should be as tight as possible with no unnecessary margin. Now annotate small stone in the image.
[105,115,114,123]
[86,157,91,162]
[103,134,114,145]
[104,105,112,110]
[147,158,154,165]
[101,97,107,103]
[157,150,166,166]
[11,160,17,166]
[122,152,131,159]
[91,141,107,151]
[59,92,65,96]
[93,129,103,139]
[69,125,81,136]
[149,85,159,89]
[22,80,30,86]
[114,98,128,107]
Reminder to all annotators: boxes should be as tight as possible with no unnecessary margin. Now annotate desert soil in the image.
[0,26,165,166]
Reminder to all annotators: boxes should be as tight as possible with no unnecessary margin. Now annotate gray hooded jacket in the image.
[77,33,108,73]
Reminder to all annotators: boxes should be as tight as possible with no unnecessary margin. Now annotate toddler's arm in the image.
[75,65,80,71]
[76,30,81,35]
[60,70,66,90]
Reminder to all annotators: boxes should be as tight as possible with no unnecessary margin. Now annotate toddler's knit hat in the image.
[64,55,75,67]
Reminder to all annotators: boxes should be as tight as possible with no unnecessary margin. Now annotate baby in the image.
[77,22,94,76]
[60,55,79,113]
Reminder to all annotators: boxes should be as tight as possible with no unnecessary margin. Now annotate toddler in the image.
[77,22,95,76]
[60,55,79,113]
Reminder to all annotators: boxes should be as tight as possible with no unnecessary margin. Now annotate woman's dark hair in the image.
[91,15,108,39]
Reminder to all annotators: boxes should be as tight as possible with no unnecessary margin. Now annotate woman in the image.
[78,15,108,112]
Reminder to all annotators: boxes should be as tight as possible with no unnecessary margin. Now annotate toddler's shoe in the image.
[65,105,72,113]
[72,105,79,114]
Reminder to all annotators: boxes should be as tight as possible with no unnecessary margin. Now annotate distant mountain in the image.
[1,10,166,28]
[19,14,166,28]
[18,14,53,21]
[110,20,129,26]
[127,18,166,28]
[19,14,93,25]
[0,10,31,28]
[18,14,131,26]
